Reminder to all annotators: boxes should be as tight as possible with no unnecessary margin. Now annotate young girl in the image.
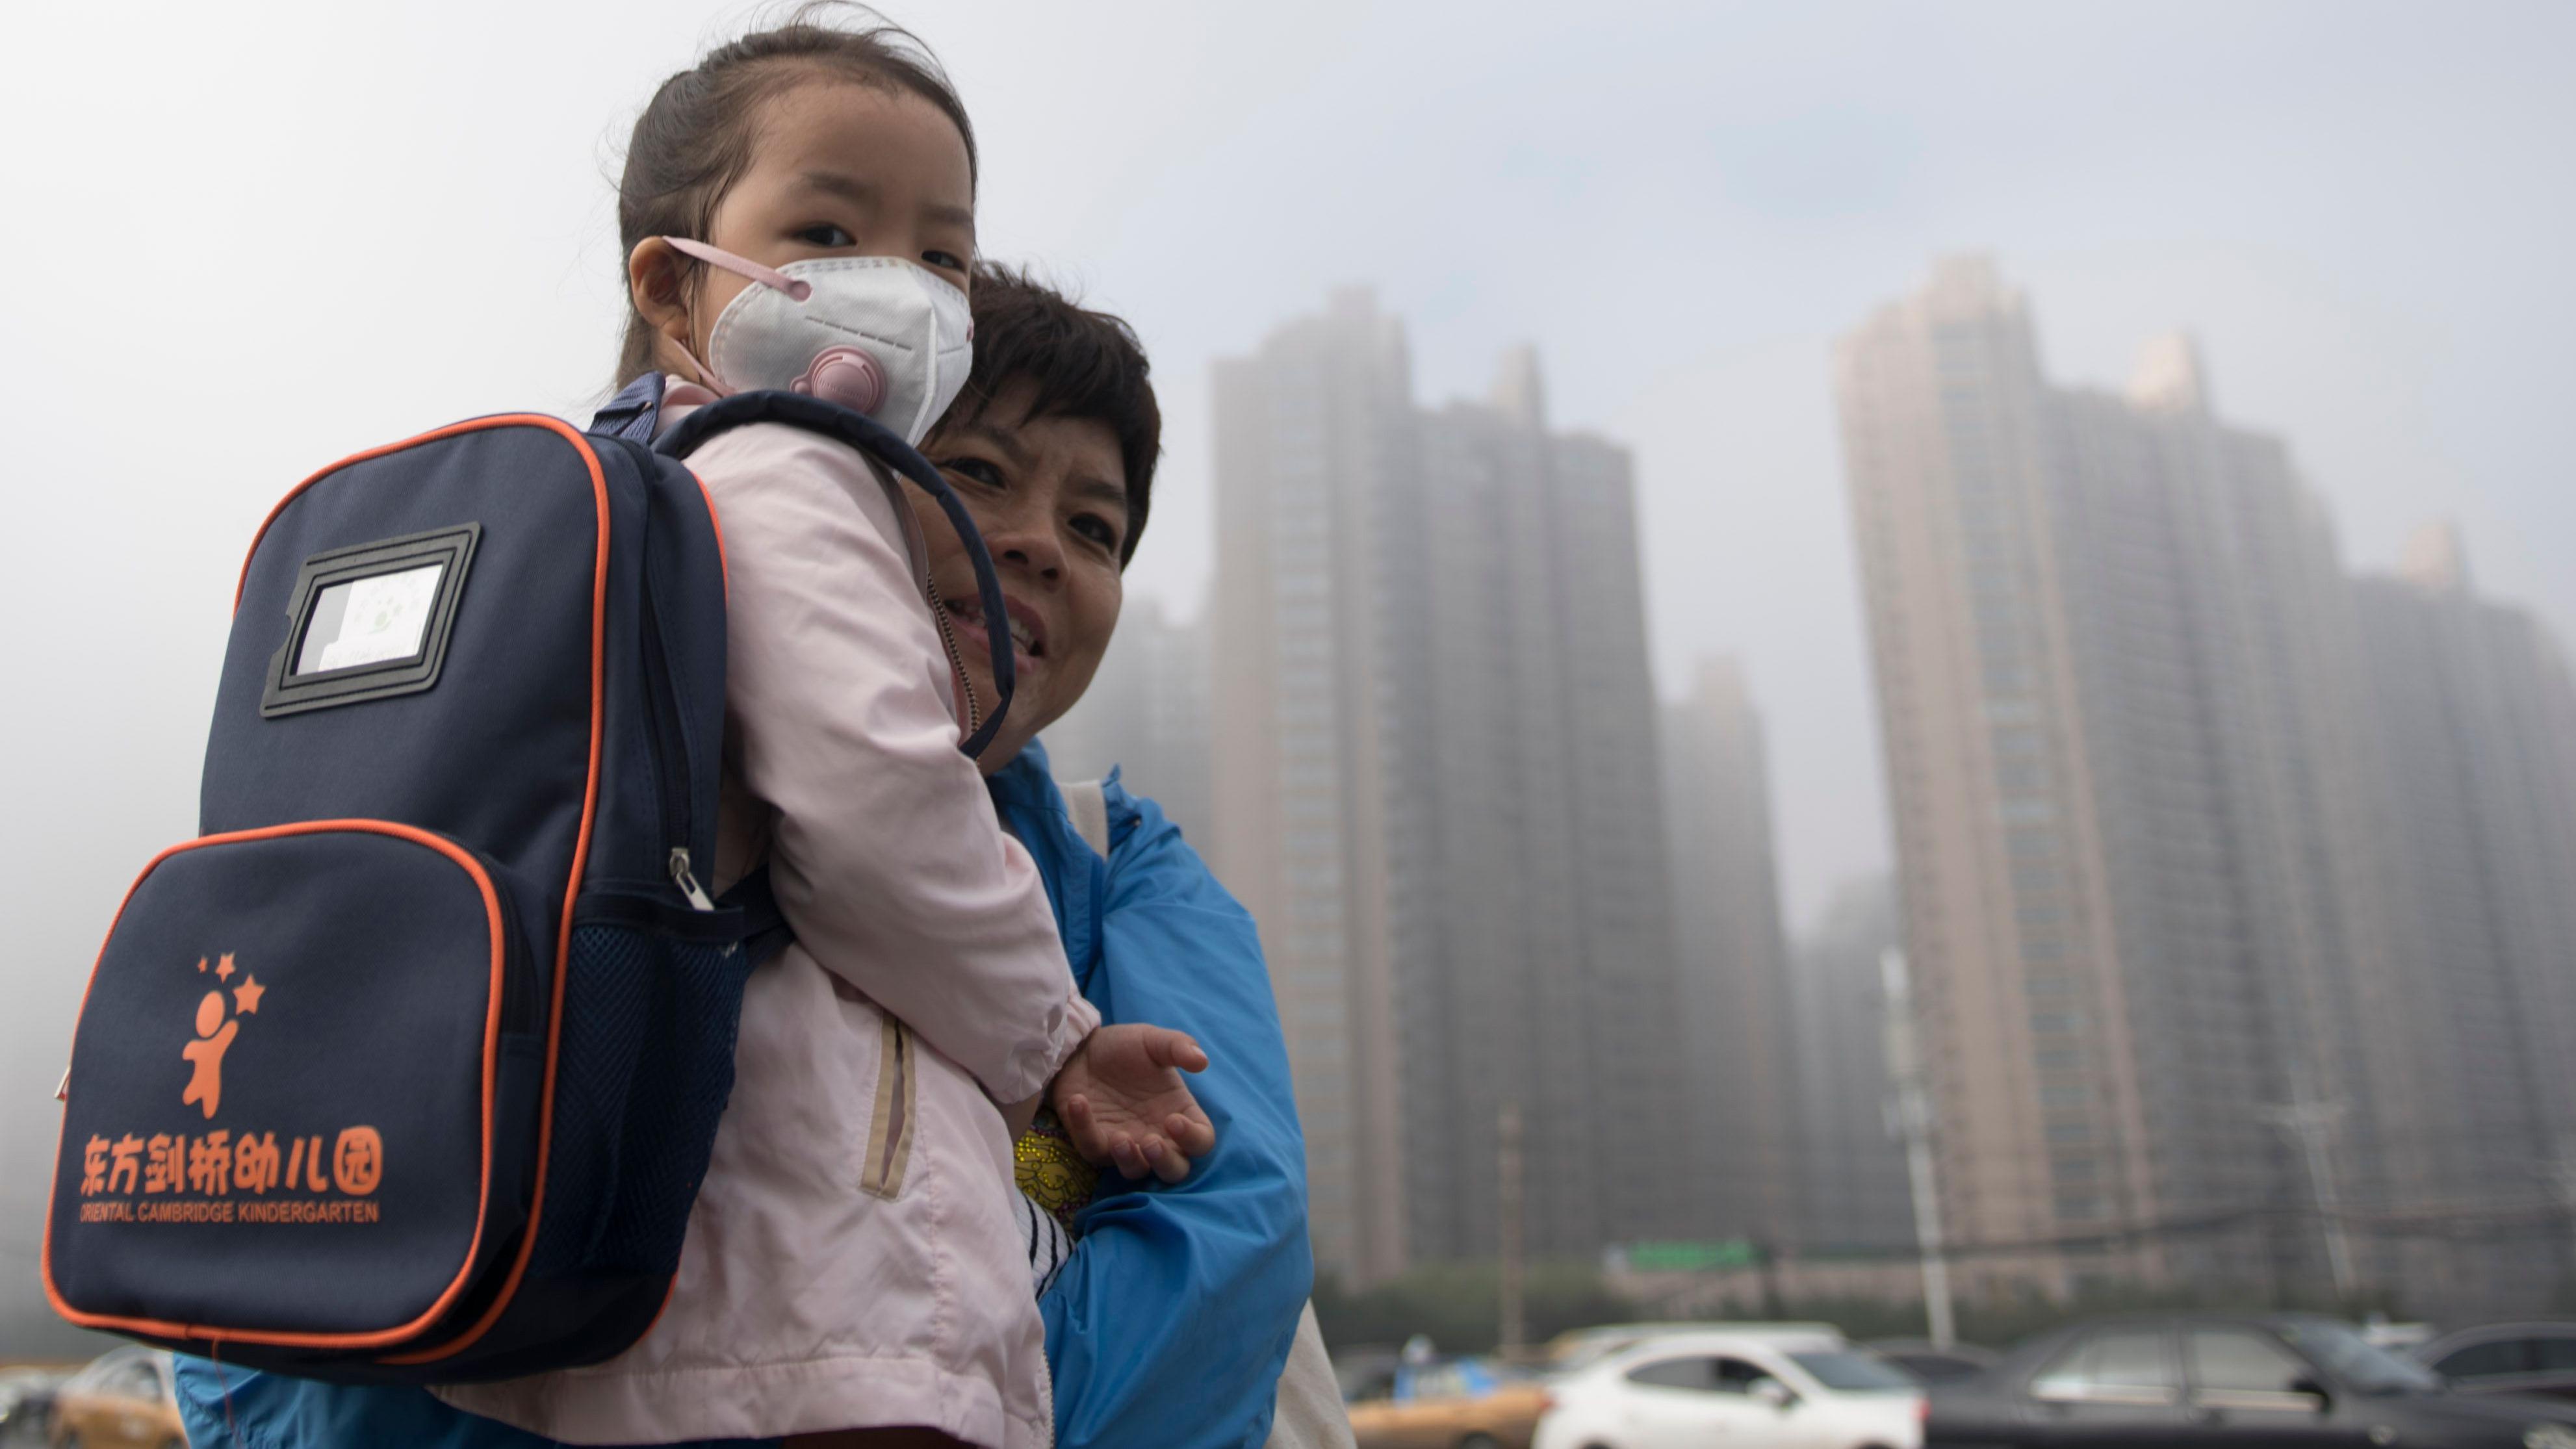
[433,16,1215,1448]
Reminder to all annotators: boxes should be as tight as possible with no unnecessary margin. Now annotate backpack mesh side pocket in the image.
[532,923,753,1281]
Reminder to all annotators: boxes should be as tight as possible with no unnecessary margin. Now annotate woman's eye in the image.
[923,248,966,273]
[937,457,1003,488]
[1072,513,1122,552]
[795,224,855,248]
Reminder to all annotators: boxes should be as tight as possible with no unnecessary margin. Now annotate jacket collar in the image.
[988,740,1109,994]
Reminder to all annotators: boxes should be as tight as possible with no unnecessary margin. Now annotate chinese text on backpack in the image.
[43,391,1016,1383]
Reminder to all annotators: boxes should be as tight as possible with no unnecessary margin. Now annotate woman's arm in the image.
[1039,786,1313,1449]
[702,422,1096,1104]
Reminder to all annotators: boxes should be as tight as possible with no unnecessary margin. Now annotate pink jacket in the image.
[437,398,1098,1446]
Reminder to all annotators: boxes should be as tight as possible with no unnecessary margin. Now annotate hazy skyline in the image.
[6,0,2573,1299]
[10,1,2573,923]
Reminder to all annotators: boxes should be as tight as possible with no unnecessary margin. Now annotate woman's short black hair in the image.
[942,264,1162,566]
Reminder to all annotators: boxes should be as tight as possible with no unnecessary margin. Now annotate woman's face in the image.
[914,380,1129,771]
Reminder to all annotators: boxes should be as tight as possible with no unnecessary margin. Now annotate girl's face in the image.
[914,381,1130,772]
[633,78,975,368]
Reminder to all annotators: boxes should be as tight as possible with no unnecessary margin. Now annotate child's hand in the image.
[1051,1025,1216,1183]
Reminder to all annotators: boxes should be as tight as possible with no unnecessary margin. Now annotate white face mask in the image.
[659,237,973,446]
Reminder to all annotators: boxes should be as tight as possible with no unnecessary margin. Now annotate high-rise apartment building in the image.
[1406,355,1691,1263]
[1038,595,1215,843]
[1788,875,1919,1254]
[1212,295,1694,1283]
[1835,259,2380,1301]
[1661,658,1799,1248]
[1211,290,1417,1285]
[2347,527,2576,1321]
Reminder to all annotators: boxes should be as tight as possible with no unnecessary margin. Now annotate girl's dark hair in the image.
[943,264,1162,567]
[614,4,975,386]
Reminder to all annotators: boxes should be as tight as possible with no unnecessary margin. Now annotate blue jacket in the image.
[996,747,1313,1448]
[177,743,1311,1448]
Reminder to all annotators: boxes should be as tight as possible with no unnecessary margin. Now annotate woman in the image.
[897,266,1328,1448]
[177,266,1328,1448]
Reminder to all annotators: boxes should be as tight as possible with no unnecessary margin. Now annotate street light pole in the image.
[1499,1100,1526,1357]
[2261,1095,2357,1305]
[2538,1138,2576,1290]
[1883,947,1957,1347]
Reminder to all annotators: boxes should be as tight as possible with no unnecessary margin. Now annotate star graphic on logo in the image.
[196,956,209,974]
[233,975,266,1015]
[215,953,237,981]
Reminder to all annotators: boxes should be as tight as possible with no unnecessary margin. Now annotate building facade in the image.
[2347,528,2576,1321]
[1210,290,1418,1285]
[1661,658,1801,1250]
[1405,355,1692,1263]
[1038,595,1215,843]
[1835,259,2381,1303]
[1788,875,1919,1257]
[1212,297,1695,1282]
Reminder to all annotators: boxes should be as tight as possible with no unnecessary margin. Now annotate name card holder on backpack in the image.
[261,524,480,718]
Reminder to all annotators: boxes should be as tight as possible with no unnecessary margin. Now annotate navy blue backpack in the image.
[43,386,1014,1383]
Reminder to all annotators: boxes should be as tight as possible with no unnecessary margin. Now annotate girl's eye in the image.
[937,456,1003,488]
[795,224,855,248]
[923,248,967,273]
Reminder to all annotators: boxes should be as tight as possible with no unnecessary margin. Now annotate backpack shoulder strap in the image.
[656,389,1018,760]
[587,372,666,443]
[715,865,794,969]
[1059,777,1111,858]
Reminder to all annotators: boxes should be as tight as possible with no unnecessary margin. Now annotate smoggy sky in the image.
[3,0,2571,1281]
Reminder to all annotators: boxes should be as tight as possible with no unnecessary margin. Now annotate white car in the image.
[1532,1329,1924,1449]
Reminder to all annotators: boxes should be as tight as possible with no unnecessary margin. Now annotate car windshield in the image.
[1790,1350,1920,1392]
[2276,1321,2443,1395]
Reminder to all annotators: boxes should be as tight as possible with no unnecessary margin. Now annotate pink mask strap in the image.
[663,236,814,301]
[671,339,731,397]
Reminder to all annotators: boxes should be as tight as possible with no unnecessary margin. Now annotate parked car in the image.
[1533,1328,1924,1449]
[1925,1313,2576,1446]
[1543,1322,1845,1373]
[2417,1320,2576,1402]
[1,1368,69,1443]
[1347,1355,1552,1449]
[1868,1339,2001,1385]
[44,1348,182,1449]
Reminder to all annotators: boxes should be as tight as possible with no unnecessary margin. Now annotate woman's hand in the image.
[1050,1024,1216,1183]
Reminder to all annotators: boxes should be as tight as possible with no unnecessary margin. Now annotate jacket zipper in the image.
[920,572,983,741]
[639,568,715,912]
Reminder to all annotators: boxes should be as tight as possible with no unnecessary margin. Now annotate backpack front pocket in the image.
[46,821,541,1352]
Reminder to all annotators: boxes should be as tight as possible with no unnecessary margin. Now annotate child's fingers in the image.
[1109,1137,1150,1180]
[1166,1111,1217,1157]
[1063,1094,1117,1163]
[1147,1030,1209,1074]
[1149,1139,1192,1185]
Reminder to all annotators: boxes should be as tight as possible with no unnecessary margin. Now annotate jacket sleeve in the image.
[697,423,1096,1103]
[1040,786,1314,1449]
[171,1363,560,1449]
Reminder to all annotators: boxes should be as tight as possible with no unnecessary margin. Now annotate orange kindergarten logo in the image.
[75,951,383,1227]
[180,952,261,1118]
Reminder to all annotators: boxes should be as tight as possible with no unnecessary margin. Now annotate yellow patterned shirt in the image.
[1014,1107,1099,1230]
